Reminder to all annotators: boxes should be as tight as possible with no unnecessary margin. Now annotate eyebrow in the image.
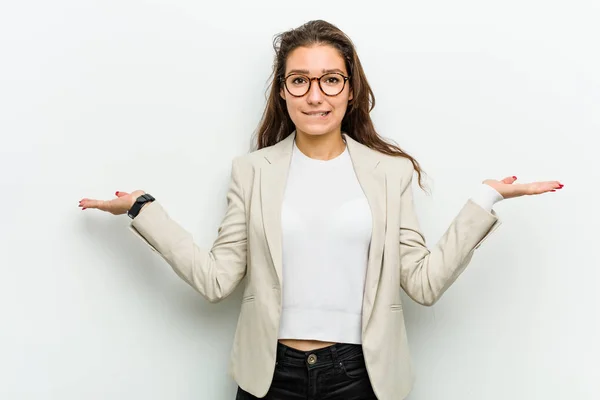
[286,68,346,75]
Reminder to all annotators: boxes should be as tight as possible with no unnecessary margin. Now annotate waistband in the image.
[276,341,364,368]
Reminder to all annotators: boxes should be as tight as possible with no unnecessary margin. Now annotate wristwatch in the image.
[127,193,155,219]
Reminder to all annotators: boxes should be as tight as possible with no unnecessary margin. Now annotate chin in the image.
[296,121,340,137]
[300,128,330,136]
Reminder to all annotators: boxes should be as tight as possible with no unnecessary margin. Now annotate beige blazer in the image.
[129,131,501,399]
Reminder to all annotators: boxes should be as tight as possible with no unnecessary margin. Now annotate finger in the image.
[540,181,563,188]
[524,181,563,195]
[115,191,129,197]
[549,181,564,192]
[78,198,91,210]
[79,198,107,211]
[501,176,517,184]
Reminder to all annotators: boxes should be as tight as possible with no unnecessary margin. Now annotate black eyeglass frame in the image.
[281,72,350,97]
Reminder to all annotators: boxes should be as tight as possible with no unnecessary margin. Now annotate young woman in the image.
[79,20,563,400]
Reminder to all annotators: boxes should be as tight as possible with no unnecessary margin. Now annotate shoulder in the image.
[228,143,278,184]
[373,150,415,179]
[232,133,293,169]
[346,133,415,178]
[232,146,272,170]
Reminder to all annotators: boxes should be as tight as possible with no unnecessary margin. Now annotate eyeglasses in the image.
[282,72,350,97]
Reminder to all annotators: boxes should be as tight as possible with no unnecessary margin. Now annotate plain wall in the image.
[1,0,599,398]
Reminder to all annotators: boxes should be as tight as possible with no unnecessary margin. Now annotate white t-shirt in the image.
[277,139,502,344]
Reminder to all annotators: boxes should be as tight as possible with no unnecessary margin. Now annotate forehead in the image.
[285,45,347,75]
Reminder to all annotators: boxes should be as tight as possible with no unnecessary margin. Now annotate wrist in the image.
[129,191,146,208]
[471,183,504,212]
[127,193,155,219]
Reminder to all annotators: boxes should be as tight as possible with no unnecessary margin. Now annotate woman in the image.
[79,20,563,400]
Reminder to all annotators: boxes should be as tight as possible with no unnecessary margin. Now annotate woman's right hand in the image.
[78,190,146,215]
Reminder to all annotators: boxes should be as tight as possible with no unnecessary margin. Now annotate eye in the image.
[291,76,307,85]
[321,73,344,86]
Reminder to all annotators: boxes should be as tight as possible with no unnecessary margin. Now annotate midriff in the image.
[278,338,337,351]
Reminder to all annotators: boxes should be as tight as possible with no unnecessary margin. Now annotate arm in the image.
[398,164,502,306]
[128,157,248,303]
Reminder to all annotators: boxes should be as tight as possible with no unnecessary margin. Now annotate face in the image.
[280,45,353,138]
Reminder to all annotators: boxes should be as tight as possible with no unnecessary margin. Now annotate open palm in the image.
[483,176,563,199]
[78,190,145,215]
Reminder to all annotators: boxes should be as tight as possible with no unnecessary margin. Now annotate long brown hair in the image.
[252,20,427,192]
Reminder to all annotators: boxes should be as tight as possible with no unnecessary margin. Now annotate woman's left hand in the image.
[483,176,564,199]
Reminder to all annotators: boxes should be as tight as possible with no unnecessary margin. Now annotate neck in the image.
[294,129,346,161]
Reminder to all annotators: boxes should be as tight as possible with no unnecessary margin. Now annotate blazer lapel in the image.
[344,135,388,331]
[260,133,295,286]
[260,132,387,326]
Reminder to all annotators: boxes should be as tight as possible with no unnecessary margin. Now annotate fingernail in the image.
[512,176,517,179]
[82,208,86,210]
[115,191,119,195]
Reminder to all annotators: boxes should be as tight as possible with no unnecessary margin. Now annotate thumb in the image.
[501,176,517,184]
[115,191,129,197]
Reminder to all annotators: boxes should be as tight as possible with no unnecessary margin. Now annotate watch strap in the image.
[127,193,155,219]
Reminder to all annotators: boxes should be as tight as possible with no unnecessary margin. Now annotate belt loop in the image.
[330,344,340,367]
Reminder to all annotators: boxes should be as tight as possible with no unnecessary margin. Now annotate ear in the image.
[348,87,353,102]
[280,87,286,101]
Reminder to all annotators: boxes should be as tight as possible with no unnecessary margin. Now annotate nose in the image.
[306,78,324,104]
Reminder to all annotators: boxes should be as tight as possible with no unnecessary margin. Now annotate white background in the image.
[1,0,599,399]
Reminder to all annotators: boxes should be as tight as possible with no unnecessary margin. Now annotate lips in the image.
[303,111,331,117]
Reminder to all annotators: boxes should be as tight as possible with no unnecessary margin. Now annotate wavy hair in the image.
[252,20,427,191]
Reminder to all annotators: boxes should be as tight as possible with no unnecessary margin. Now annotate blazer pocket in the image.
[390,304,403,312]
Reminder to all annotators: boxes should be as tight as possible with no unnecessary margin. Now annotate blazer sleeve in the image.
[127,157,248,303]
[398,161,502,306]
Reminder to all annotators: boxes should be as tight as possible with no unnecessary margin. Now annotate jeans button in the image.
[307,354,317,365]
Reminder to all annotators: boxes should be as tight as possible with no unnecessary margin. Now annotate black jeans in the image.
[235,341,378,400]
